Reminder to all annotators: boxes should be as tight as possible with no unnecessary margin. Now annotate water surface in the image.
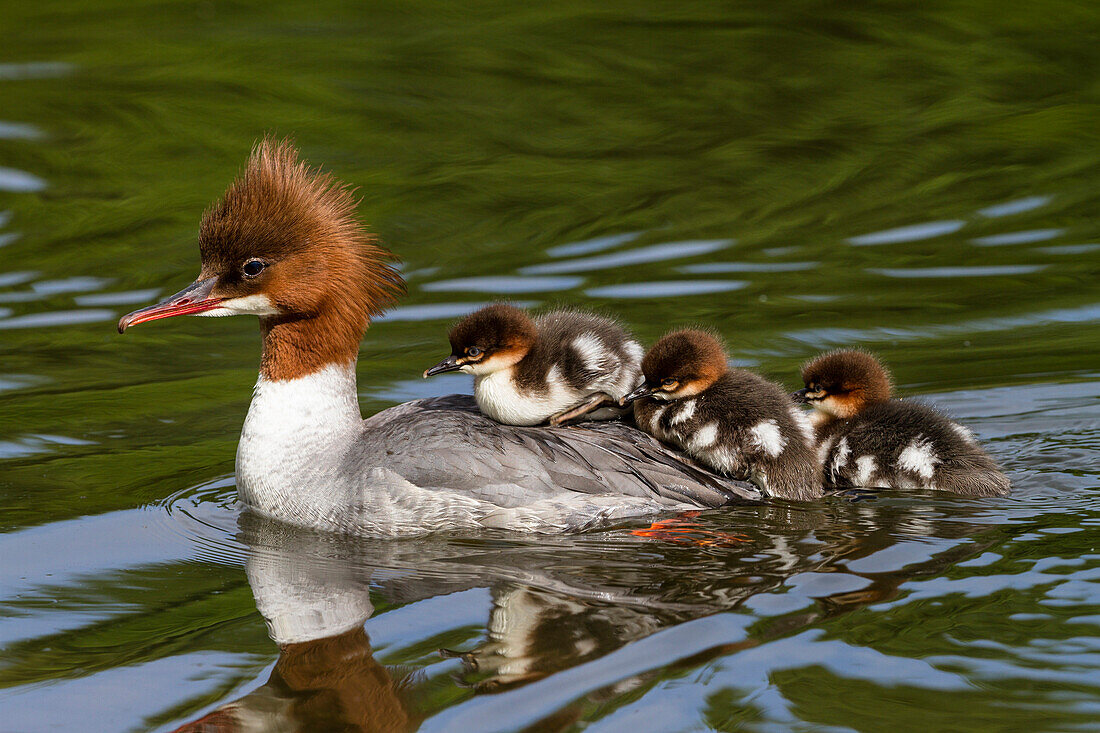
[1,2,1098,731]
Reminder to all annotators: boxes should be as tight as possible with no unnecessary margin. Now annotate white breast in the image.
[236,363,363,517]
[474,366,575,426]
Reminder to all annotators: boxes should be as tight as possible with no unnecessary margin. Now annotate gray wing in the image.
[360,394,761,508]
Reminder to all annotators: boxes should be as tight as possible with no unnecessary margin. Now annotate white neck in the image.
[236,362,363,517]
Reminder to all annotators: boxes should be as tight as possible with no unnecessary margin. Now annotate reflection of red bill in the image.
[631,511,750,546]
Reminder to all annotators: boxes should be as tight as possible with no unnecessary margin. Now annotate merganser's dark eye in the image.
[467,346,482,357]
[662,378,676,386]
[242,259,266,278]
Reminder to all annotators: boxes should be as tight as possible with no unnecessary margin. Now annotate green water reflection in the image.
[1,1,1098,731]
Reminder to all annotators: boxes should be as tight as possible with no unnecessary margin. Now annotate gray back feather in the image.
[361,394,761,507]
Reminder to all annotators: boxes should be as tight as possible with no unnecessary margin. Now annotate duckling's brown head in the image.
[622,329,728,404]
[119,137,404,337]
[795,349,892,418]
[423,303,537,378]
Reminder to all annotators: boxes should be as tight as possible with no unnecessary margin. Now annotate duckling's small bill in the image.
[620,384,655,405]
[424,355,462,377]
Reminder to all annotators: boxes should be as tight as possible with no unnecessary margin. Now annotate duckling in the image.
[424,304,644,426]
[621,330,822,501]
[794,349,1010,496]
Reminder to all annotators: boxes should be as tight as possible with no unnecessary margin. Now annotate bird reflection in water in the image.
[172,495,1000,731]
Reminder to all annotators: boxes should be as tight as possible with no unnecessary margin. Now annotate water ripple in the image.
[0,374,46,394]
[1036,243,1100,255]
[0,270,37,288]
[421,275,582,293]
[848,220,965,246]
[74,288,162,306]
[377,300,537,322]
[0,121,44,140]
[978,195,1052,218]
[32,276,113,294]
[0,309,116,329]
[546,232,642,258]
[585,280,747,298]
[680,261,818,274]
[867,265,1047,278]
[785,303,1100,348]
[521,239,733,275]
[0,61,74,80]
[367,374,469,403]
[0,167,47,193]
[971,229,1065,246]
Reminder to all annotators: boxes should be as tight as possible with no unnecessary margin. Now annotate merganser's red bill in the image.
[118,277,221,333]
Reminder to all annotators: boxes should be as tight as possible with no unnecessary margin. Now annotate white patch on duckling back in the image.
[687,422,719,452]
[789,407,814,443]
[705,445,740,474]
[749,419,786,457]
[670,399,696,425]
[647,404,668,435]
[854,455,877,486]
[624,339,644,364]
[950,423,976,444]
[898,437,939,480]
[816,434,836,465]
[571,334,606,374]
[830,437,851,480]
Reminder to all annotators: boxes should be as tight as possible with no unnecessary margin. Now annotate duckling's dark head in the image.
[622,329,728,403]
[795,349,892,418]
[424,303,537,377]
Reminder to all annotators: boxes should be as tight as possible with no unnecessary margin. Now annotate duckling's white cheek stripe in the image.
[749,419,786,457]
[687,422,719,452]
[198,294,281,317]
[854,455,877,486]
[898,438,939,480]
[670,399,696,425]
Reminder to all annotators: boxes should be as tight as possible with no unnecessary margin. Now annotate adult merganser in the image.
[117,139,761,536]
[621,330,822,501]
[423,303,643,426]
[793,349,1011,496]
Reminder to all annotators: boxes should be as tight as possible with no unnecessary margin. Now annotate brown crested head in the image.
[639,329,728,400]
[197,137,404,325]
[424,303,537,377]
[797,349,892,418]
[119,137,406,380]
